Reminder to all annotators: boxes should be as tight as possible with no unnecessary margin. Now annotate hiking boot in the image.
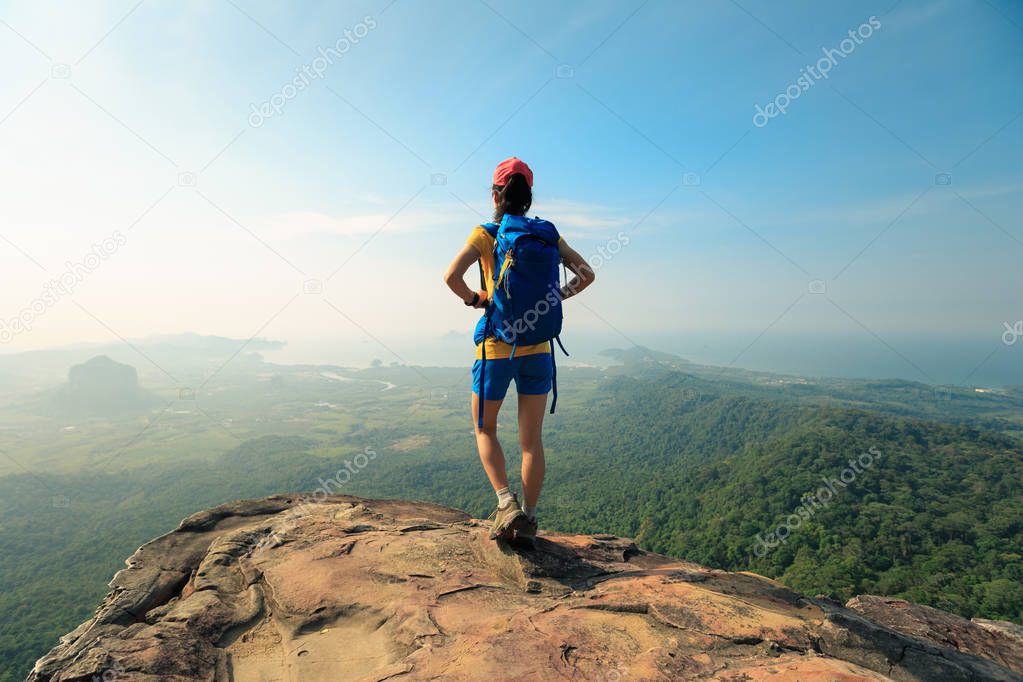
[489,495,527,541]
[515,516,538,547]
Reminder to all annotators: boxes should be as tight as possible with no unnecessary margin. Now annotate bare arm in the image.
[443,244,488,308]
[558,239,595,300]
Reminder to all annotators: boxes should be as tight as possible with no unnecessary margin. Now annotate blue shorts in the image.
[472,353,553,401]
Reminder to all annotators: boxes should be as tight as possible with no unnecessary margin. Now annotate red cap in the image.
[492,157,533,187]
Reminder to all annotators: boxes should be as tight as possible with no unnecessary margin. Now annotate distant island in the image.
[599,345,689,365]
[50,355,159,417]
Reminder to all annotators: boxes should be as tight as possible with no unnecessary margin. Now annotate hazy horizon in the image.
[2,0,1021,386]
[4,3,1023,678]
[3,328,1020,389]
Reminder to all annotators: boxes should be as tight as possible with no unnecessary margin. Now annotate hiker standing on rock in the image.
[443,157,595,544]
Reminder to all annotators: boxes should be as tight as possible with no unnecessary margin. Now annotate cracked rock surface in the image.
[27,495,1023,681]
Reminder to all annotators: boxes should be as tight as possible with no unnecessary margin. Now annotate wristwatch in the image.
[465,292,480,307]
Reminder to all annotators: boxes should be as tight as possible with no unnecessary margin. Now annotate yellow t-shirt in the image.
[466,225,554,360]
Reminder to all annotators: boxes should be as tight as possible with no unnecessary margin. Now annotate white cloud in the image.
[955,180,1023,200]
[249,196,646,241]
[885,0,954,31]
[257,210,414,238]
[539,199,631,232]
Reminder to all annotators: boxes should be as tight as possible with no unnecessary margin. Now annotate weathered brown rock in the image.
[974,619,1023,653]
[846,595,1023,676]
[27,495,1023,681]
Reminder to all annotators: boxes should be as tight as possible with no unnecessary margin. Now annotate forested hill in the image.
[294,368,1023,624]
[3,365,1022,679]
[536,372,1023,622]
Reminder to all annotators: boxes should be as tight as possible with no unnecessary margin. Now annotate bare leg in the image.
[518,393,547,508]
[472,392,508,492]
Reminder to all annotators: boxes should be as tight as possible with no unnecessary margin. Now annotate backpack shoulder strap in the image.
[476,224,499,290]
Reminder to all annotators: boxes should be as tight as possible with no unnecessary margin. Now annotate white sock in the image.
[524,506,537,521]
[496,487,516,508]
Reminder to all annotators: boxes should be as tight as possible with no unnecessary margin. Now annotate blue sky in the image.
[0,0,1021,378]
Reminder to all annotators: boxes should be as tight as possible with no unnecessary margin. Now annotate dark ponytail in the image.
[492,173,532,221]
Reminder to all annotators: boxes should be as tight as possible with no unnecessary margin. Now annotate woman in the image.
[443,157,595,543]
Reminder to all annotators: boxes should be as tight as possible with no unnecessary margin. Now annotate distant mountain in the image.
[599,345,689,366]
[0,333,284,389]
[49,355,160,417]
[139,332,284,353]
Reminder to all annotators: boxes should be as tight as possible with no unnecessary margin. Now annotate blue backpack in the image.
[474,214,568,427]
